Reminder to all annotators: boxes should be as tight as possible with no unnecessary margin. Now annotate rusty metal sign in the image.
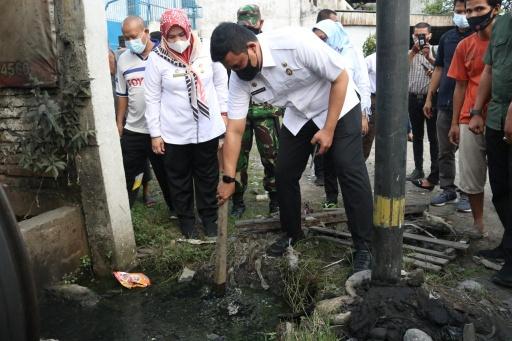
[0,0,58,87]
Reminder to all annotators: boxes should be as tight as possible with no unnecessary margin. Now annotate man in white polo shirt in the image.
[116,16,173,211]
[211,23,373,272]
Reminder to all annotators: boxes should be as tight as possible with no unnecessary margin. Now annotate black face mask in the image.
[246,26,262,35]
[235,52,261,81]
[467,8,494,31]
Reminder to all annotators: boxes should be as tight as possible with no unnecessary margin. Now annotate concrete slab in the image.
[19,206,89,288]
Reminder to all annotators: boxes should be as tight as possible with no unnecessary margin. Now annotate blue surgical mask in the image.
[126,37,146,54]
[453,13,469,29]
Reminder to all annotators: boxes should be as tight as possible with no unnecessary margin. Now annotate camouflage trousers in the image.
[233,117,280,203]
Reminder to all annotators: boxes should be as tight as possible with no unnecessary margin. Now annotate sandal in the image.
[411,179,435,191]
[143,195,157,208]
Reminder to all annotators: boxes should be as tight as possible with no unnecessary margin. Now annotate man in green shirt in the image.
[472,12,512,288]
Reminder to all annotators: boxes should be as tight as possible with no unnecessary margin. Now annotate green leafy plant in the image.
[423,0,511,14]
[18,85,95,181]
[362,33,376,57]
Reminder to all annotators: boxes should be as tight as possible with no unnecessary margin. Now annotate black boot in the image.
[266,233,305,257]
[180,219,198,239]
[268,192,279,215]
[352,249,372,274]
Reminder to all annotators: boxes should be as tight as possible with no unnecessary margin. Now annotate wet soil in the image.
[39,277,287,341]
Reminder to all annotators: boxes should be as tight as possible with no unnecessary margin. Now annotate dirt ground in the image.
[246,136,512,302]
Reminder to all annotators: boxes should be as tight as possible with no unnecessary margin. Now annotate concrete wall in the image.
[196,0,351,40]
[19,206,89,288]
[0,0,136,276]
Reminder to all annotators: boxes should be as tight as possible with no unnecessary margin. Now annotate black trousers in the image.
[163,137,219,235]
[409,94,439,183]
[275,105,373,250]
[120,130,173,209]
[486,128,512,264]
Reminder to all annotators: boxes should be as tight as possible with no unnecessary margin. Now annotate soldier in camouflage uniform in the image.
[232,4,281,218]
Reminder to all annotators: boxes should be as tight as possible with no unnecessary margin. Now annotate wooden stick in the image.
[214,201,228,295]
[307,226,469,251]
[403,256,442,272]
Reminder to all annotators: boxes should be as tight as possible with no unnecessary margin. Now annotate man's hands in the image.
[423,97,433,119]
[448,123,460,145]
[469,115,485,135]
[217,181,235,206]
[151,137,165,154]
[311,128,334,155]
[361,115,369,136]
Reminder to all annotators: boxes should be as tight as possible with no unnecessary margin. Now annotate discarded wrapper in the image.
[113,271,151,289]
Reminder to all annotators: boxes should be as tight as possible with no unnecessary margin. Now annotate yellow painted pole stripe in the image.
[373,195,405,228]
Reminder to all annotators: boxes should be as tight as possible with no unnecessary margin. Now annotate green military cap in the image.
[237,4,261,28]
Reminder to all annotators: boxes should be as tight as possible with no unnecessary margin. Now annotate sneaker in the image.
[431,190,457,206]
[269,200,279,215]
[230,202,246,219]
[491,264,512,288]
[478,247,506,263]
[407,169,425,181]
[314,176,325,186]
[266,235,303,257]
[456,194,472,213]
[321,201,338,209]
[352,249,372,273]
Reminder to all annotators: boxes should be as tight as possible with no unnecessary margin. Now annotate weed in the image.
[285,314,339,341]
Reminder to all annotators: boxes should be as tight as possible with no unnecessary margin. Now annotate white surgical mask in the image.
[168,38,190,54]
[126,37,146,54]
[453,13,469,29]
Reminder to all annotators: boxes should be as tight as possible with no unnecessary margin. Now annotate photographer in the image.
[407,22,439,190]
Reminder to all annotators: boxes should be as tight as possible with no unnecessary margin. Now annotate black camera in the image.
[418,33,427,49]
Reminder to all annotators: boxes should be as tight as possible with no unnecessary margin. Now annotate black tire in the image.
[0,187,39,341]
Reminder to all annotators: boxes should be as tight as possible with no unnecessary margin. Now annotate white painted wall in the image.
[344,26,376,53]
[196,0,348,40]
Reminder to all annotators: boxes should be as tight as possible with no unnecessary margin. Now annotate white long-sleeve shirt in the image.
[342,47,372,116]
[144,46,228,145]
[228,27,360,136]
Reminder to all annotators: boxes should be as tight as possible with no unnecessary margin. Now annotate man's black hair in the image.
[464,0,502,7]
[453,0,465,7]
[210,22,258,62]
[316,9,336,23]
[415,22,432,33]
[150,31,161,41]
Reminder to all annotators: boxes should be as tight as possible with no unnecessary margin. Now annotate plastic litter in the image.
[113,271,151,289]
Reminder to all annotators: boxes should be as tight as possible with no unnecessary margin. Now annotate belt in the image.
[409,93,426,100]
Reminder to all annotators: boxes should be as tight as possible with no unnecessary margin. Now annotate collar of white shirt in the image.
[259,36,276,68]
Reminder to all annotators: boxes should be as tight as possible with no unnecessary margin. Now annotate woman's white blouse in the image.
[144,46,228,145]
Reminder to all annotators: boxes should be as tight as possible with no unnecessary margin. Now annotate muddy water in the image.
[40,278,287,341]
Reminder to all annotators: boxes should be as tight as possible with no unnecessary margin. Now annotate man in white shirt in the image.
[116,16,173,211]
[211,23,373,272]
[364,52,377,158]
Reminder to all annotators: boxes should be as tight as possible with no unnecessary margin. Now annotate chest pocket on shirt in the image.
[492,37,512,67]
[282,61,311,89]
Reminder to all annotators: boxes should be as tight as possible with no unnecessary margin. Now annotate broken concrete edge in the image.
[18,206,90,290]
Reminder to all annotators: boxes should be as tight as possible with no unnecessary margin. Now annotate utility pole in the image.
[371,0,410,284]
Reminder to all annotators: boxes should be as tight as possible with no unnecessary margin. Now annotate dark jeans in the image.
[437,108,457,191]
[163,137,219,236]
[486,127,512,263]
[120,129,173,209]
[409,94,439,183]
[275,106,373,251]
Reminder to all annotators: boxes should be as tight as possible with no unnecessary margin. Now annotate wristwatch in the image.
[222,175,236,184]
[470,108,482,117]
